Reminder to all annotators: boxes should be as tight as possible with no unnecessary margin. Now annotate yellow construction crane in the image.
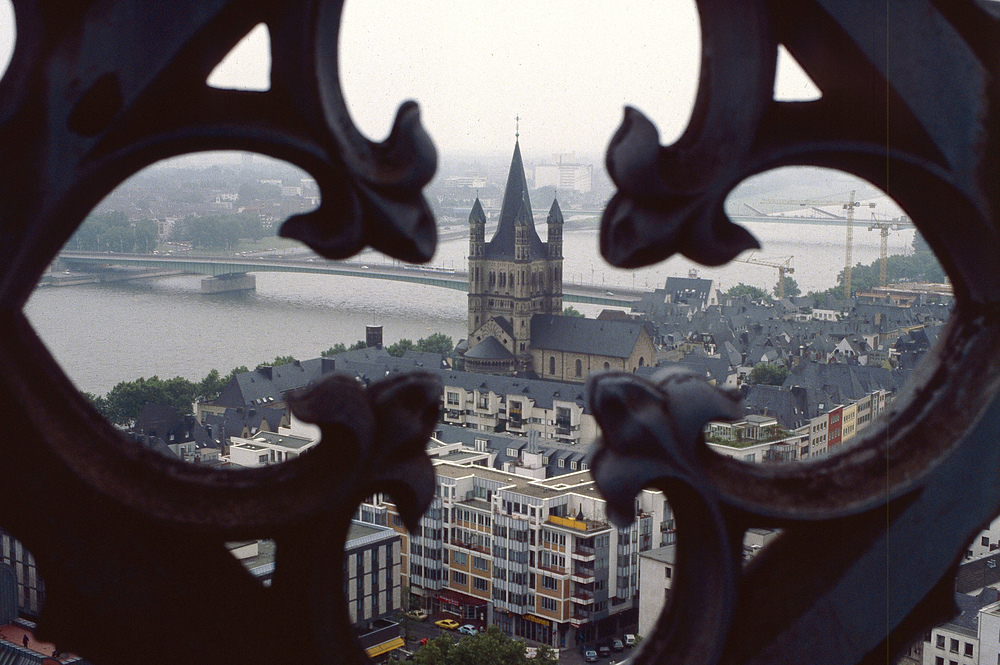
[761,191,876,298]
[868,213,915,287]
[735,255,795,298]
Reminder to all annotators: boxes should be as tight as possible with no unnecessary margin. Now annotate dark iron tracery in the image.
[0,1,997,664]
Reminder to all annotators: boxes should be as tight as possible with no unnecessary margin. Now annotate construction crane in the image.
[735,255,795,298]
[761,190,876,298]
[868,213,915,288]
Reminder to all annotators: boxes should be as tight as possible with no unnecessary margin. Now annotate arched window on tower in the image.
[550,357,556,375]
[639,357,645,367]
[576,359,582,377]
[604,361,610,370]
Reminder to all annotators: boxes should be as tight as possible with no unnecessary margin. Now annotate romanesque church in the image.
[462,139,655,382]
[464,139,564,374]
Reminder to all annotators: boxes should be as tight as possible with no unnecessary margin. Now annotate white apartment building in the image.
[922,590,999,665]
[228,430,316,468]
[441,379,598,446]
[358,461,669,647]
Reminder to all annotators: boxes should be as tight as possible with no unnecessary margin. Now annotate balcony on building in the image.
[548,514,609,533]
[572,541,596,561]
[571,585,596,605]
[572,563,596,583]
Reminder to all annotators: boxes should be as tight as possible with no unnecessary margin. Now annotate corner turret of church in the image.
[469,197,486,257]
[467,198,487,336]
[547,198,563,259]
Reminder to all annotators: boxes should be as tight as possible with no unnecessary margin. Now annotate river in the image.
[25,220,913,396]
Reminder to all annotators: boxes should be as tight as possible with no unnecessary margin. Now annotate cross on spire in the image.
[515,115,520,139]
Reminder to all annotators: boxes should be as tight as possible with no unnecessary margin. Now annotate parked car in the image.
[599,645,611,658]
[405,609,428,621]
[612,639,624,652]
[623,634,637,648]
[458,624,478,636]
[584,649,599,663]
[435,618,460,630]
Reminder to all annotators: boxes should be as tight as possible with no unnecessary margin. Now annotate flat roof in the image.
[232,443,265,451]
[640,545,677,564]
[252,431,314,449]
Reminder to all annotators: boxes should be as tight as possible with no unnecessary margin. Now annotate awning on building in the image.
[365,636,405,658]
[439,589,488,608]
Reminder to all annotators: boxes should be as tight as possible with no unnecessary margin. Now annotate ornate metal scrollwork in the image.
[0,0,439,663]
[0,0,999,663]
[595,1,1000,664]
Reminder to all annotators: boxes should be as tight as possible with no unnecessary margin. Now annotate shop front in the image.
[437,589,490,625]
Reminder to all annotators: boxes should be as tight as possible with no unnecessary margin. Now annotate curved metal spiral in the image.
[0,0,997,664]
[596,1,1000,664]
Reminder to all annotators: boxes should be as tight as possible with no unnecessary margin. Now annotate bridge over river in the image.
[56,251,643,308]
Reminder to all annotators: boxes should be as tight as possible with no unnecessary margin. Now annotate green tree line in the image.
[414,627,556,665]
[67,211,158,253]
[809,231,945,299]
[87,333,457,425]
[173,212,267,250]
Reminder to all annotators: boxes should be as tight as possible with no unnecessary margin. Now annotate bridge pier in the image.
[201,273,256,293]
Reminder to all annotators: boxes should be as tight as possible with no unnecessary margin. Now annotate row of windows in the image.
[932,634,974,657]
[409,564,443,580]
[543,532,567,547]
[454,508,491,528]
[540,551,566,571]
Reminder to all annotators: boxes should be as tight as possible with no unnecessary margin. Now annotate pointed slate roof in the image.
[469,197,486,225]
[486,140,547,260]
[547,198,563,225]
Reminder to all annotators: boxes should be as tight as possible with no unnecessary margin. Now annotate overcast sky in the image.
[0,1,819,159]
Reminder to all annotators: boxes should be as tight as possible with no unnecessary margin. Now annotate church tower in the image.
[463,138,565,375]
[546,198,564,313]
[467,198,487,336]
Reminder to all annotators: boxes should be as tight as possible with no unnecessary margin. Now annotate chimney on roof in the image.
[366,325,383,349]
[321,357,336,374]
[257,366,273,380]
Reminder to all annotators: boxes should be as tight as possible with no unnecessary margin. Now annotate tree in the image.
[562,306,585,318]
[66,211,158,253]
[772,276,801,298]
[532,644,558,664]
[321,343,347,357]
[322,340,367,356]
[103,375,200,425]
[749,362,789,386]
[415,333,455,355]
[414,634,454,665]
[443,627,531,665]
[386,339,416,357]
[257,355,296,369]
[197,369,229,400]
[725,283,770,301]
[82,391,111,420]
